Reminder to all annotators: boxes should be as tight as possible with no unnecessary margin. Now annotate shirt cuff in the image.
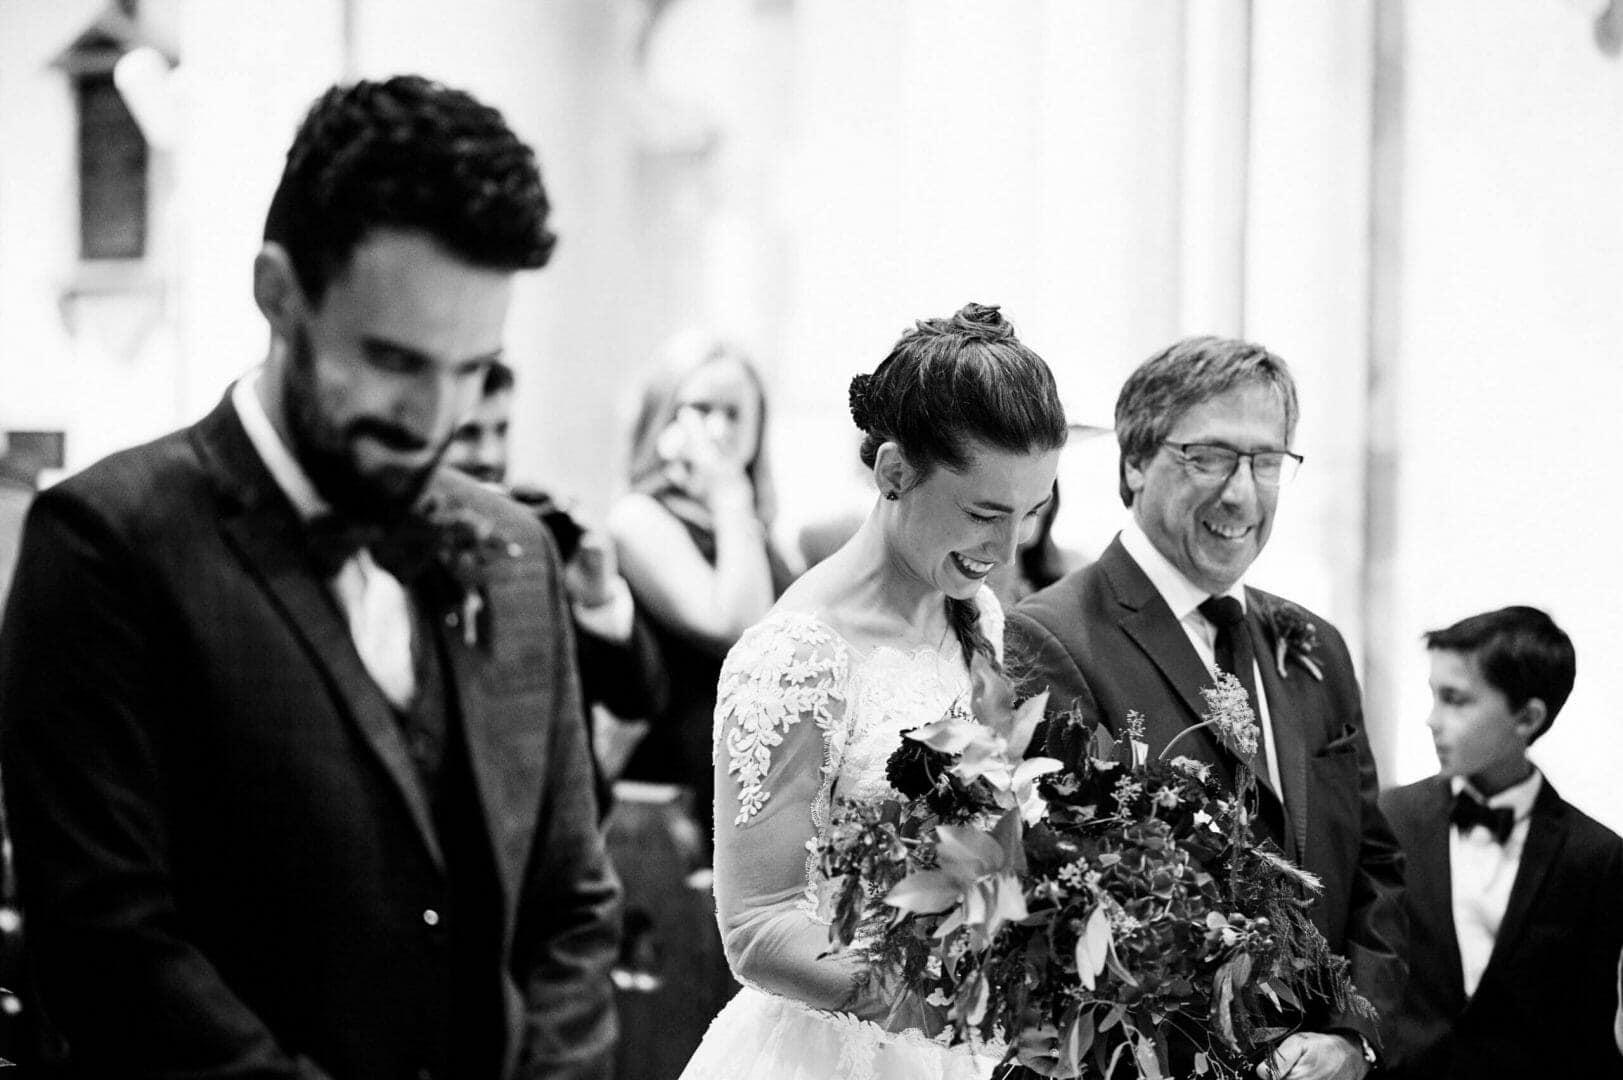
[572,575,634,645]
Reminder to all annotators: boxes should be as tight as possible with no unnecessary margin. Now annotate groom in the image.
[1007,337,1406,1080]
[0,77,619,1078]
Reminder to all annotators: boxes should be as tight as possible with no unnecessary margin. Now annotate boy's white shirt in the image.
[1449,767,1543,999]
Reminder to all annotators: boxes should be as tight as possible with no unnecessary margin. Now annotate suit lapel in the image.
[1414,778,1468,1007]
[1099,540,1229,764]
[1481,778,1567,983]
[192,393,446,872]
[435,584,544,911]
[1246,600,1302,858]
[425,471,558,915]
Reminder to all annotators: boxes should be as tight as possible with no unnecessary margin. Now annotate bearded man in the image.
[0,76,619,1080]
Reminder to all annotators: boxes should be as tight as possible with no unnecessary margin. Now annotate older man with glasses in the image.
[1007,336,1407,1080]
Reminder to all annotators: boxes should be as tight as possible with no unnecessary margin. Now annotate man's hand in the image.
[1257,1032,1369,1080]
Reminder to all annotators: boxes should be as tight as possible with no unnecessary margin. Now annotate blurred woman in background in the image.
[609,331,794,840]
[605,332,794,1080]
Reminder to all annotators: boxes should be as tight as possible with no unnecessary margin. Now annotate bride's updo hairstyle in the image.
[848,302,1067,664]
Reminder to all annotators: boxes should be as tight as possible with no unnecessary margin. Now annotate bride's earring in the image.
[883,490,899,501]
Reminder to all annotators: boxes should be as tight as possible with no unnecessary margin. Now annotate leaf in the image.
[1007,690,1050,759]
[956,970,990,1027]
[1193,1050,1210,1076]
[1074,905,1111,991]
[909,716,978,754]
[1012,756,1063,786]
[983,872,1028,941]
[1103,1040,1131,1078]
[1134,1035,1164,1080]
[1103,933,1140,988]
[963,880,987,925]
[936,823,1006,886]
[1211,959,1240,1051]
[952,737,1011,787]
[1088,721,1117,762]
[1062,1008,1096,1075]
[970,658,1017,737]
[990,807,1025,873]
[1254,846,1324,894]
[885,870,962,914]
[1015,1024,1066,1077]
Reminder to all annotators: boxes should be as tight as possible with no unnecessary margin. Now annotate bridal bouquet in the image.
[815,659,1375,1080]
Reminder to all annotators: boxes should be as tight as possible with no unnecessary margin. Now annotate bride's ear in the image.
[873,442,918,499]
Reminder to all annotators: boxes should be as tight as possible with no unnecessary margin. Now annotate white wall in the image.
[1381,0,1623,832]
[0,0,185,473]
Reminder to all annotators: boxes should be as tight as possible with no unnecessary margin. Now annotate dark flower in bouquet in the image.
[816,662,1375,1079]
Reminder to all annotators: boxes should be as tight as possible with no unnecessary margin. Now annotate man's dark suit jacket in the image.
[1005,535,1407,1052]
[1380,775,1623,1079]
[0,393,621,1079]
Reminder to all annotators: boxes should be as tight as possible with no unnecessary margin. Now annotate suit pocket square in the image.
[1316,724,1361,756]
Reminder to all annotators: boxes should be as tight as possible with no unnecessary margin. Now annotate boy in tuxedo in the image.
[1381,606,1623,1079]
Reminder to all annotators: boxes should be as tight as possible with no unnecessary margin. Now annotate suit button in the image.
[422,908,441,927]
[444,611,460,628]
[418,1070,435,1080]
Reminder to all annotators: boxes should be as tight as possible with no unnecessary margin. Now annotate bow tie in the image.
[1450,790,1515,844]
[304,512,441,582]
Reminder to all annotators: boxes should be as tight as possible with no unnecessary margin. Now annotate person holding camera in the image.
[603,332,793,1080]
[445,361,668,818]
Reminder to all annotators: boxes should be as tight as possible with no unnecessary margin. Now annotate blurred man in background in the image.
[445,360,668,815]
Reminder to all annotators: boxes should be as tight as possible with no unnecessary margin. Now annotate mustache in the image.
[348,419,432,453]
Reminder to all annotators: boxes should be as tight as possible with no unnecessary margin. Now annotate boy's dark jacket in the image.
[1380,775,1623,1079]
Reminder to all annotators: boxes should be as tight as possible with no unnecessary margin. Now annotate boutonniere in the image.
[1266,601,1324,681]
[412,495,523,649]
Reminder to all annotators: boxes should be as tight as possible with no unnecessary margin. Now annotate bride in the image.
[679,303,1068,1080]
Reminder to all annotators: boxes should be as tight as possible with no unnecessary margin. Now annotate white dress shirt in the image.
[1118,522,1284,795]
[232,371,418,709]
[1450,768,1542,999]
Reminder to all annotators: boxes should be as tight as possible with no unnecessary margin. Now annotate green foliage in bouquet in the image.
[815,660,1375,1080]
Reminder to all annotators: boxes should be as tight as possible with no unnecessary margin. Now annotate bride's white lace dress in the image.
[677,589,1005,1080]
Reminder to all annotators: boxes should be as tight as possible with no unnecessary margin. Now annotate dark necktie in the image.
[1197,595,1271,784]
[305,512,440,582]
[1450,790,1514,844]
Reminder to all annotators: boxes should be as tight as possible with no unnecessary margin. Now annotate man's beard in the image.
[282,324,443,525]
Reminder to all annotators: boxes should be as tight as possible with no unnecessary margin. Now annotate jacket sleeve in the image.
[1003,607,1107,767]
[576,606,669,722]
[512,543,623,1079]
[0,486,335,1079]
[1318,623,1408,1054]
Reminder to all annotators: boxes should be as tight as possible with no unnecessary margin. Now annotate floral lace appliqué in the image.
[715,613,850,825]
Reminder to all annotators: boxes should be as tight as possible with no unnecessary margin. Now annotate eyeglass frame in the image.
[1158,440,1305,488]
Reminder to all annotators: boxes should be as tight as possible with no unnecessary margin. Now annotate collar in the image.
[1451,767,1543,822]
[231,367,329,523]
[1119,519,1246,621]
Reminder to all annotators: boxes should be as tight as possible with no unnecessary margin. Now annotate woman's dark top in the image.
[620,495,794,845]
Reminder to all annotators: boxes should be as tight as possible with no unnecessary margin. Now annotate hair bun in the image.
[951,302,1015,343]
[848,373,875,431]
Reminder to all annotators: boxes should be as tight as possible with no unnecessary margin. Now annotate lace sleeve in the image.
[710,614,881,1015]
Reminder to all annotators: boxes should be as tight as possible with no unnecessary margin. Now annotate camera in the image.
[508,486,584,562]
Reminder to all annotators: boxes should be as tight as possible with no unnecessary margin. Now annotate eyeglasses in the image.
[1160,441,1304,488]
